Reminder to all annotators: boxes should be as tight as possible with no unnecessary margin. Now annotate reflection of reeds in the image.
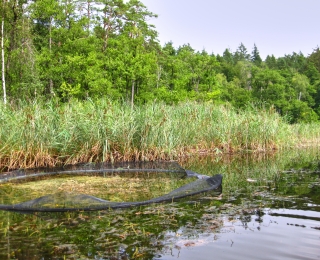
[0,99,319,170]
[180,148,320,196]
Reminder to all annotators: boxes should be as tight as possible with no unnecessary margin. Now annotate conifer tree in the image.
[265,55,277,69]
[234,43,250,62]
[251,43,262,66]
[222,48,234,64]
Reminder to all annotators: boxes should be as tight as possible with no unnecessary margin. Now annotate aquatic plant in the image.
[0,99,319,170]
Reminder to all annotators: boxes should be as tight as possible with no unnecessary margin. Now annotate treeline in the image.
[1,0,320,123]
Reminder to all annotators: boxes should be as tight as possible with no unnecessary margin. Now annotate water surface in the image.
[0,149,319,259]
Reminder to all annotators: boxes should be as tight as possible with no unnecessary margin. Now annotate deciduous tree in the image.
[1,0,6,104]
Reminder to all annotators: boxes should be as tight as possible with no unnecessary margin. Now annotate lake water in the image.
[0,149,319,259]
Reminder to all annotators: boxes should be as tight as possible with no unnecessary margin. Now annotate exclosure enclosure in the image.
[0,161,222,212]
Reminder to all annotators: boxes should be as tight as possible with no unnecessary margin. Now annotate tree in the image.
[223,77,252,108]
[234,42,250,63]
[154,41,175,92]
[305,63,320,85]
[78,0,97,34]
[218,48,237,82]
[291,73,312,101]
[265,55,277,69]
[0,0,41,101]
[119,0,158,107]
[274,52,307,74]
[234,60,254,90]
[95,0,128,51]
[251,68,288,111]
[308,46,320,73]
[222,48,234,64]
[251,43,262,66]
[285,99,318,123]
[1,0,6,104]
[304,63,320,112]
[30,0,64,95]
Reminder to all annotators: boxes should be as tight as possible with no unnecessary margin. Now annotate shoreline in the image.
[1,143,319,172]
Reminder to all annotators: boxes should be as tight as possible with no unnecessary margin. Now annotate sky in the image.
[141,0,320,60]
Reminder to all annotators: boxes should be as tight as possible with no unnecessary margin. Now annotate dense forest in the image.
[1,0,320,123]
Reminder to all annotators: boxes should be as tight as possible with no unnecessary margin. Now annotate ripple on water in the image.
[159,209,320,260]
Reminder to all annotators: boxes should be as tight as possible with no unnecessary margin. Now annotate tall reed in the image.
[0,99,319,170]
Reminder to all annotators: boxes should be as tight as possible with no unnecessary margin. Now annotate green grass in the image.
[0,99,319,170]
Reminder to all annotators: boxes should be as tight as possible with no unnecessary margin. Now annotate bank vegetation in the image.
[1,99,319,171]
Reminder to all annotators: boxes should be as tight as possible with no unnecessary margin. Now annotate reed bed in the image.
[0,99,319,170]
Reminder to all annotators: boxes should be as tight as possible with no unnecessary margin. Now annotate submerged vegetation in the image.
[0,173,195,204]
[0,149,319,259]
[0,99,320,170]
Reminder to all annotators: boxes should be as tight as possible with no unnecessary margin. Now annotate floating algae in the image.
[0,161,222,212]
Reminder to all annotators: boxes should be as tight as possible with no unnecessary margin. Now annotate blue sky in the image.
[142,0,320,59]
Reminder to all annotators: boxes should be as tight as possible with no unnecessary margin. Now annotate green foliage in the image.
[308,47,320,73]
[265,55,277,69]
[285,100,319,123]
[59,82,82,99]
[0,0,319,124]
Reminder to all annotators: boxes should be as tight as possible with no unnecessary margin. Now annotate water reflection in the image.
[165,209,320,260]
[0,148,319,259]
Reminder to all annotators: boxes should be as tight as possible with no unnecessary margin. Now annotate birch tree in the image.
[1,0,6,104]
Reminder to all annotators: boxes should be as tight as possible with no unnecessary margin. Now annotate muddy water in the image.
[0,149,319,259]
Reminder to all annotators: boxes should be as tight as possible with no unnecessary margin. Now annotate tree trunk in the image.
[87,0,90,34]
[1,15,6,104]
[156,65,162,88]
[48,16,54,95]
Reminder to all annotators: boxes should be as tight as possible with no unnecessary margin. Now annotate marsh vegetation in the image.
[1,99,320,171]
